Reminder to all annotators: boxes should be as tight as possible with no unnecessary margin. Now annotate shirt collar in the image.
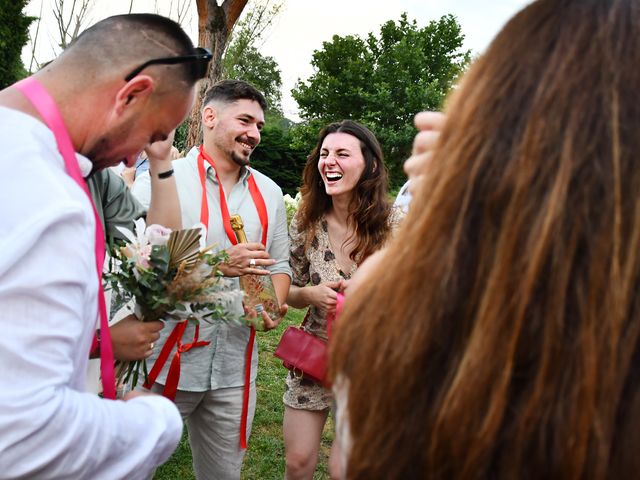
[189,146,252,184]
[75,153,93,178]
[208,164,252,185]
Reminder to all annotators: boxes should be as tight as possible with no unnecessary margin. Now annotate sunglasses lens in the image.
[195,49,211,79]
[124,48,212,82]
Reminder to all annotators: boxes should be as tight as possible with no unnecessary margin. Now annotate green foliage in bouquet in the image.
[104,220,242,387]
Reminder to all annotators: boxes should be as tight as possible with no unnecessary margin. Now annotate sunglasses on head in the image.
[124,47,213,82]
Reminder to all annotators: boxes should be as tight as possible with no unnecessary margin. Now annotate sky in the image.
[23,0,533,120]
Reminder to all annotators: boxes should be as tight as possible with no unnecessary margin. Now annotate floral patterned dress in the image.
[283,208,403,411]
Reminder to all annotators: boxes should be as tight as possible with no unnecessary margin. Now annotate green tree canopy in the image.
[250,124,306,196]
[0,0,35,89]
[292,13,470,186]
[223,42,283,116]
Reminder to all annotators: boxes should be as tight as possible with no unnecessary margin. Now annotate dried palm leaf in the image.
[167,228,202,269]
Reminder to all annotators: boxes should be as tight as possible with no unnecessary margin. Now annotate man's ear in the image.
[202,104,217,129]
[114,75,155,115]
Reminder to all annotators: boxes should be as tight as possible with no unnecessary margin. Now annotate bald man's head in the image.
[62,14,207,88]
[34,14,207,171]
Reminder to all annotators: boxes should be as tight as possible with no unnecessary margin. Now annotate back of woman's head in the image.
[331,0,640,478]
[297,120,391,262]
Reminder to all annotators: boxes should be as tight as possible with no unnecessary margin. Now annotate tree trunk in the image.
[185,0,248,150]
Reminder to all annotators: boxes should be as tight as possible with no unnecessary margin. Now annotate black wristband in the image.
[158,169,174,179]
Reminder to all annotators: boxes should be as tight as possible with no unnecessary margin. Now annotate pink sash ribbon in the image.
[14,77,116,400]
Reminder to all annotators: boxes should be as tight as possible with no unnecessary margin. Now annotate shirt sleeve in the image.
[288,213,311,287]
[99,170,146,241]
[267,191,292,278]
[0,202,181,480]
[131,169,152,209]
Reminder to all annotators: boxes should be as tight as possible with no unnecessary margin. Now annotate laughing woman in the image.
[282,120,402,479]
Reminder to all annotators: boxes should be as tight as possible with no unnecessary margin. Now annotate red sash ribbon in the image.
[14,77,116,400]
[144,323,210,400]
[198,145,269,450]
[145,145,269,449]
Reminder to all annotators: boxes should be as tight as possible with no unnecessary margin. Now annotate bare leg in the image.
[283,406,328,480]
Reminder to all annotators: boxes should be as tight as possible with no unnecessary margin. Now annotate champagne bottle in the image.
[229,214,282,330]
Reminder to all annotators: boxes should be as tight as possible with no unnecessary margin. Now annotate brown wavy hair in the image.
[296,120,391,262]
[331,0,640,478]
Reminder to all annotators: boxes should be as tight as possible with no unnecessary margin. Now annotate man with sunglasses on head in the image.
[0,14,211,479]
[132,79,291,479]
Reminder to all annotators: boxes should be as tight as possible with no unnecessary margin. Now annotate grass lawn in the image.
[154,308,334,479]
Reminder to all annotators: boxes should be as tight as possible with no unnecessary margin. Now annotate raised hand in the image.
[404,111,445,193]
[145,129,177,163]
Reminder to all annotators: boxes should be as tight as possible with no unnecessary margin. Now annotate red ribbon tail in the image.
[240,327,256,449]
[144,322,186,390]
[144,321,211,402]
[163,349,182,401]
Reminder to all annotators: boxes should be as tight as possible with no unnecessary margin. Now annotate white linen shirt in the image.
[131,146,291,391]
[0,107,182,479]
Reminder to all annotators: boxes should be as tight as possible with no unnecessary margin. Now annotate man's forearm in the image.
[147,158,182,230]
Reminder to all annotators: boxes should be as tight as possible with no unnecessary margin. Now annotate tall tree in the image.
[292,13,470,186]
[185,0,249,149]
[0,0,35,88]
[222,0,283,115]
[23,0,94,73]
[223,44,282,114]
[153,0,191,24]
[53,0,94,50]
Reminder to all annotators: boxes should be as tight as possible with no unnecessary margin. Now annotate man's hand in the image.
[218,242,275,277]
[245,303,289,331]
[121,166,136,188]
[404,111,445,194]
[110,314,164,361]
[145,130,177,164]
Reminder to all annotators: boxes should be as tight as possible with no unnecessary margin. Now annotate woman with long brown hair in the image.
[331,0,640,478]
[282,120,402,479]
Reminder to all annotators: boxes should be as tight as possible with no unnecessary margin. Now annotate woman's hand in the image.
[404,111,445,194]
[308,280,343,315]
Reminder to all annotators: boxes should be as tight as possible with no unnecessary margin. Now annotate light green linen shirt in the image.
[131,147,291,391]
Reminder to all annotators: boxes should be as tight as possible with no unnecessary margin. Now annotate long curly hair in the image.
[296,120,392,263]
[331,0,640,478]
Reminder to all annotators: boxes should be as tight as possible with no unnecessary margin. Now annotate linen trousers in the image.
[148,382,257,479]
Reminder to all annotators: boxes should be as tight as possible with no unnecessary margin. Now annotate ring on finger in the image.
[150,342,155,350]
[249,258,256,267]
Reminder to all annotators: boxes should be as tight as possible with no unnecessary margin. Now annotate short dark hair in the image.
[202,79,268,111]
